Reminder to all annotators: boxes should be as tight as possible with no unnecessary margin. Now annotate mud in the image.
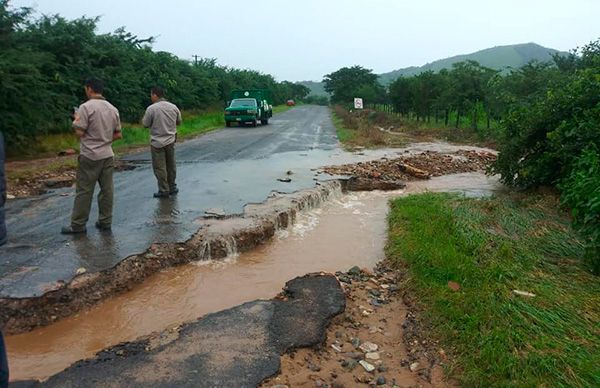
[0,181,348,334]
[17,274,346,387]
[6,172,501,382]
[261,263,454,387]
[7,187,394,381]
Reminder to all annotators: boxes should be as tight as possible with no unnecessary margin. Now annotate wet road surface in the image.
[0,106,340,298]
[7,172,501,381]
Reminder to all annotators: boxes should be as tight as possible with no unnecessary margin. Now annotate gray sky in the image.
[12,0,600,81]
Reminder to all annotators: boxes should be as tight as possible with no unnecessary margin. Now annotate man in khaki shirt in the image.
[142,86,182,198]
[62,78,122,234]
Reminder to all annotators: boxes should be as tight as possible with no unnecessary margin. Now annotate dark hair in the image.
[85,78,104,94]
[151,86,165,98]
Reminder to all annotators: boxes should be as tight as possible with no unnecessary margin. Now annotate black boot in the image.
[61,225,87,234]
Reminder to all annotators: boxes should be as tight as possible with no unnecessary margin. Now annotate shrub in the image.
[560,147,600,274]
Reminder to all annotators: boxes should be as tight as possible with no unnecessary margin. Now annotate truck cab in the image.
[225,90,273,127]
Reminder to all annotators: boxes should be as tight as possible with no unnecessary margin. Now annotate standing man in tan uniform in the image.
[142,86,182,198]
[62,78,122,234]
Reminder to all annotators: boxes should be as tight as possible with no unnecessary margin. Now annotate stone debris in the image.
[322,149,496,183]
[204,208,226,218]
[513,289,536,297]
[261,262,447,387]
[359,360,375,372]
[359,342,379,353]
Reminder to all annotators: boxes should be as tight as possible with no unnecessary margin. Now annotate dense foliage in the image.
[323,41,599,273]
[323,66,386,104]
[0,1,309,149]
[492,41,600,273]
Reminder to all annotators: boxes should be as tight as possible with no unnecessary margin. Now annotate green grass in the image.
[332,111,357,144]
[17,106,292,159]
[387,193,600,387]
[113,110,224,151]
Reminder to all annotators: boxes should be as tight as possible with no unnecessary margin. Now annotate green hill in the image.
[299,43,566,95]
[297,80,328,96]
[378,43,566,84]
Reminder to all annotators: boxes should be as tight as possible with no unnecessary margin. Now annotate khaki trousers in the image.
[71,155,114,228]
[151,142,177,193]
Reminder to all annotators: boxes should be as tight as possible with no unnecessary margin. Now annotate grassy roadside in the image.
[332,105,498,150]
[386,193,600,386]
[13,105,294,160]
[331,106,409,149]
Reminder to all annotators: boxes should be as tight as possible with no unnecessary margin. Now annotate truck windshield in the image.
[230,99,257,108]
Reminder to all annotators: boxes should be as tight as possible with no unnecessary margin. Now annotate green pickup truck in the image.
[224,89,273,127]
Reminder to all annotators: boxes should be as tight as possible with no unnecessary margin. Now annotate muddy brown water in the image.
[7,172,500,382]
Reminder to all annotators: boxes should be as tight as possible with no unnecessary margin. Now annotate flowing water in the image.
[6,172,501,382]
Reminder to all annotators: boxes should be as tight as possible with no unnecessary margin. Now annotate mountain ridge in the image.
[299,42,567,96]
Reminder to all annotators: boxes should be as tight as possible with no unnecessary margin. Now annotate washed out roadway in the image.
[0,106,340,298]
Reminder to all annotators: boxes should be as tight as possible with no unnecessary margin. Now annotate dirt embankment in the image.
[262,263,453,388]
[6,157,136,198]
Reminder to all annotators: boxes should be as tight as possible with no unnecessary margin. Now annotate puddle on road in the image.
[6,172,501,382]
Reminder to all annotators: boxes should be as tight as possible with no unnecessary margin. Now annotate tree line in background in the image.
[324,41,600,273]
[0,1,310,149]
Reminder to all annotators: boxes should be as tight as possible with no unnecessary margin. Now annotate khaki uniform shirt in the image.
[142,100,182,148]
[73,97,121,161]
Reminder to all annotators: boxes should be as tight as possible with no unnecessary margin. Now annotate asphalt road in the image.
[15,274,345,387]
[0,106,339,298]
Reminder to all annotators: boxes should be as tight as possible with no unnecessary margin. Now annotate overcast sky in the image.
[12,0,600,81]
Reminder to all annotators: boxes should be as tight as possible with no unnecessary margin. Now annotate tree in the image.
[323,65,383,104]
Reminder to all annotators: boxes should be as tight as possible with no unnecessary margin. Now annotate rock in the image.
[377,364,388,373]
[365,352,380,360]
[43,177,74,188]
[6,194,16,200]
[331,344,342,352]
[335,331,343,339]
[286,170,294,175]
[369,289,381,297]
[273,385,289,388]
[343,359,358,370]
[145,253,158,259]
[447,281,461,291]
[376,376,386,385]
[359,360,375,373]
[75,267,87,275]
[204,208,226,218]
[513,289,536,297]
[409,362,420,372]
[359,342,379,353]
[348,266,361,276]
[351,337,361,348]
[343,352,363,360]
[277,178,292,183]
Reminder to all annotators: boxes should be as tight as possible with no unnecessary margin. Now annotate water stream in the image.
[7,172,500,382]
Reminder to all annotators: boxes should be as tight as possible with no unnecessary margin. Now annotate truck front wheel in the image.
[226,121,231,127]
[252,120,257,127]
[261,118,269,125]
